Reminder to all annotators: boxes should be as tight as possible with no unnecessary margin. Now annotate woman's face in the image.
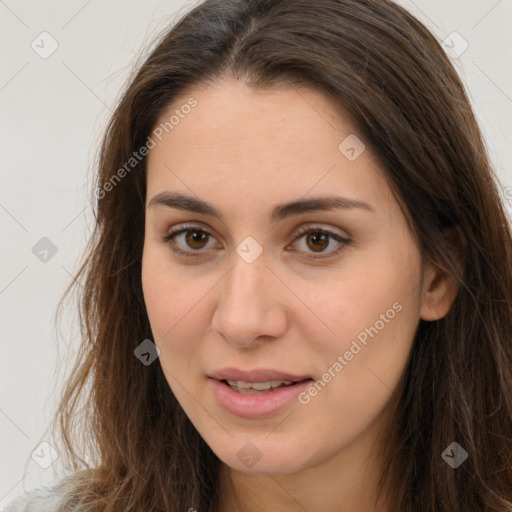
[141,77,438,476]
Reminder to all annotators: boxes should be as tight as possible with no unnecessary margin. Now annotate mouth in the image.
[208,374,315,419]
[209,367,312,383]
[219,378,313,395]
[207,368,314,417]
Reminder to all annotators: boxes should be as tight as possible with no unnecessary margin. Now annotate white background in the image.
[1,0,511,507]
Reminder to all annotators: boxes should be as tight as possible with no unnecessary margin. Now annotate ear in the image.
[420,226,464,321]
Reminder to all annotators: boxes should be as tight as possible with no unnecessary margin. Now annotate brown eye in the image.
[305,232,330,252]
[163,225,219,258]
[290,227,351,259]
[163,224,350,261]
[184,230,209,250]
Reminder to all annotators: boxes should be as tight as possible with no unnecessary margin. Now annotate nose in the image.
[211,250,288,348]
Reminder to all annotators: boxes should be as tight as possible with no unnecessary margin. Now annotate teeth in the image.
[226,380,294,390]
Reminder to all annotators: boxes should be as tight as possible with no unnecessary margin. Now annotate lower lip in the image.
[208,378,313,419]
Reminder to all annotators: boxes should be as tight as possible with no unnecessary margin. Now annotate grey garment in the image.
[2,479,71,512]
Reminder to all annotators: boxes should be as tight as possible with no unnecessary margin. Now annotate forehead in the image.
[145,77,394,217]
[150,77,351,157]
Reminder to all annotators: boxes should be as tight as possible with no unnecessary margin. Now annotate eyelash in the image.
[160,223,351,261]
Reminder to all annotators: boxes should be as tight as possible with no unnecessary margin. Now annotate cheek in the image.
[141,260,200,410]
[141,246,213,380]
[142,248,190,349]
[298,245,422,398]
[298,251,421,353]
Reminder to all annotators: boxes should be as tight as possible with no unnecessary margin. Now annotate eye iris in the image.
[307,232,329,252]
[185,230,208,249]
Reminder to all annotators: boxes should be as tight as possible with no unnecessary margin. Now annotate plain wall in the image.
[1,0,511,507]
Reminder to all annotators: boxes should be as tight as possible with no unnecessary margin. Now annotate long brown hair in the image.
[43,0,512,510]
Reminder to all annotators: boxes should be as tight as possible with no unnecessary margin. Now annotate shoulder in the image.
[2,477,74,512]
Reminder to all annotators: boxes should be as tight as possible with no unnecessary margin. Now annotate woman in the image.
[5,0,512,510]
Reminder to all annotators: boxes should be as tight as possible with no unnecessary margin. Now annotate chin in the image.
[212,436,313,475]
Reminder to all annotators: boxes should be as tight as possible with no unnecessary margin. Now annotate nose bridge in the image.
[223,248,269,320]
[212,245,287,345]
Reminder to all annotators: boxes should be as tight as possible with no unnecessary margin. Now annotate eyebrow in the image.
[147,191,375,223]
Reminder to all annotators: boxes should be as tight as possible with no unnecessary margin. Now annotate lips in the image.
[208,372,314,418]
[207,367,314,418]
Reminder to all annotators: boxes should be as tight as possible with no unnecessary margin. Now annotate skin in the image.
[141,76,458,512]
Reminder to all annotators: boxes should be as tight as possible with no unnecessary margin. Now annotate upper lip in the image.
[209,368,312,383]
